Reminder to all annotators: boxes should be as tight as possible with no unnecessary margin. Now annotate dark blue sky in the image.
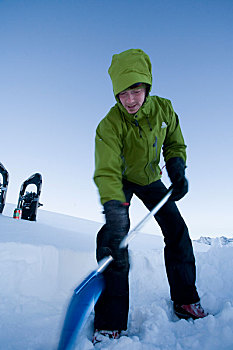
[1,0,232,237]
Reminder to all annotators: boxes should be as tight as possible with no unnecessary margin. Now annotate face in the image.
[118,87,146,114]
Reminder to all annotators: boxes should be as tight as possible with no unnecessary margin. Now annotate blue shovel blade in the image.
[57,272,105,350]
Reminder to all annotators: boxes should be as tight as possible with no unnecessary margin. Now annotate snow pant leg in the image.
[133,180,200,304]
[94,225,130,331]
[94,184,133,331]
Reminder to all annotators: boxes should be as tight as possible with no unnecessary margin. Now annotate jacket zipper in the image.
[149,136,158,174]
[153,136,158,160]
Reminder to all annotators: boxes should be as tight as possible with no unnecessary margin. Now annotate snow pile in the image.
[0,206,233,349]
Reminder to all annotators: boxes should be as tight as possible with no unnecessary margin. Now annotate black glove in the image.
[166,157,188,201]
[98,200,130,269]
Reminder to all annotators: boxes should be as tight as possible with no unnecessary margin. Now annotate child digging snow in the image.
[93,48,207,345]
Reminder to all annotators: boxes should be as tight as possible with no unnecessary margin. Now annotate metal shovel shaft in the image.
[120,185,173,248]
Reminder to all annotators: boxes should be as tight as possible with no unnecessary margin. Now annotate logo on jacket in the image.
[161,122,167,129]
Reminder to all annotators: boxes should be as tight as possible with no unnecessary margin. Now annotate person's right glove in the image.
[166,157,188,201]
[98,200,130,269]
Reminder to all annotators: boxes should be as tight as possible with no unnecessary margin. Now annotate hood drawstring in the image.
[146,116,152,131]
[133,119,142,138]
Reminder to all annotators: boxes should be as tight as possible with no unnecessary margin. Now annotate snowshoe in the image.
[0,162,9,214]
[13,173,43,221]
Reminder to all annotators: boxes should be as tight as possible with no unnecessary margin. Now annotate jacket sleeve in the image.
[93,116,126,205]
[162,101,187,164]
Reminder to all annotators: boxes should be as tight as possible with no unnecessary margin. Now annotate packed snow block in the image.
[0,242,95,302]
[0,212,98,306]
[0,243,59,300]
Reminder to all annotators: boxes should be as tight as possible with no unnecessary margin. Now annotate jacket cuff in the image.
[166,157,186,183]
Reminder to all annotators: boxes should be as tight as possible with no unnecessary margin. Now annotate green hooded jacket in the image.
[94,49,187,205]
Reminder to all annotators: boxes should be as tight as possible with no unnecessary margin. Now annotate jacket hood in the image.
[108,49,152,97]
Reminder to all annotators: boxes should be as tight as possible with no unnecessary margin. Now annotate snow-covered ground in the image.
[0,204,233,350]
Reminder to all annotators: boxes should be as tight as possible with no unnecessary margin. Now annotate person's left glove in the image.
[166,157,188,201]
[98,200,130,269]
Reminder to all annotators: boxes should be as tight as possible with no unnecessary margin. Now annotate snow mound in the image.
[0,210,233,349]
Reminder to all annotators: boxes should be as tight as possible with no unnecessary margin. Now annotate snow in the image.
[0,204,233,350]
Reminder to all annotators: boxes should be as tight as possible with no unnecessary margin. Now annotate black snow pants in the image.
[94,179,200,331]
